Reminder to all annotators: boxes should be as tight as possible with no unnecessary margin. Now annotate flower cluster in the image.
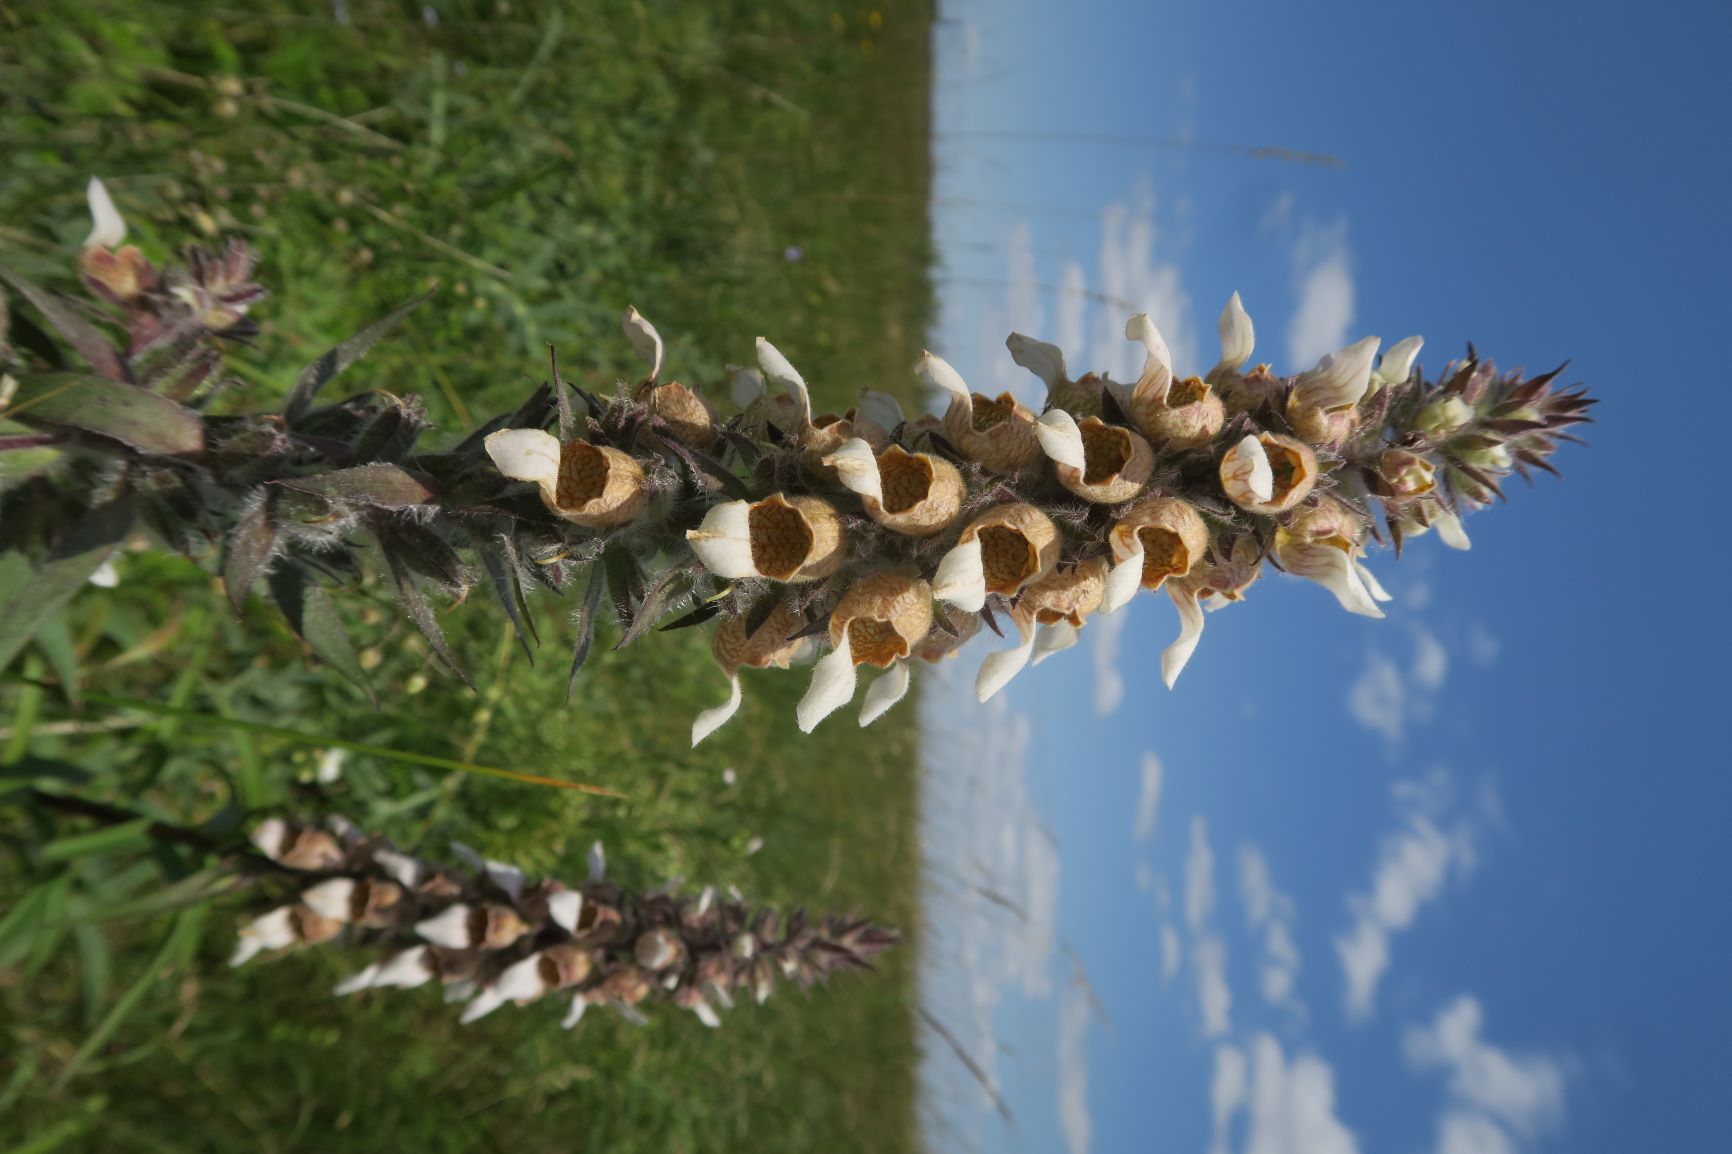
[487,289,1591,743]
[0,180,1593,735]
[235,817,899,1029]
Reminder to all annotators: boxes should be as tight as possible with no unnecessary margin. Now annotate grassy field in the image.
[0,2,934,1151]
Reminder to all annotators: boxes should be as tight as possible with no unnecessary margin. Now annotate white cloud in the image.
[1210,1044,1249,1154]
[1091,186,1197,380]
[1467,623,1501,667]
[1133,752,1165,843]
[1435,1111,1518,1154]
[1195,934,1233,1038]
[1239,846,1304,1016]
[1186,816,1216,930]
[1057,260,1088,361]
[1346,627,1452,744]
[1058,982,1094,1154]
[1405,996,1567,1141]
[1135,862,1155,892]
[1335,774,1488,1022]
[1346,652,1406,743]
[1412,626,1449,691]
[1286,219,1354,371]
[1260,190,1296,237]
[1242,1034,1360,1154]
[1161,922,1183,982]
[1091,604,1127,717]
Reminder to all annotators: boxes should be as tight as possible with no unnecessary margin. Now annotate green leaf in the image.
[480,544,536,663]
[565,563,605,703]
[42,817,155,862]
[268,566,376,706]
[6,373,204,456]
[54,906,205,1089]
[274,463,435,508]
[285,289,435,424]
[0,494,135,674]
[73,922,111,1028]
[384,548,472,688]
[0,263,128,382]
[0,882,53,968]
[222,498,278,614]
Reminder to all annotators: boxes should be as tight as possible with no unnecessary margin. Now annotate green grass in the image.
[0,2,934,1150]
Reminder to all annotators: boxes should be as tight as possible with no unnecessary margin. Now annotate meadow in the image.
[0,2,934,1150]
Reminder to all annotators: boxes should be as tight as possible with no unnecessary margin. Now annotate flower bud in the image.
[1219,432,1316,515]
[635,927,688,972]
[913,610,983,663]
[1045,414,1154,505]
[639,380,718,449]
[1272,526,1389,619]
[1286,335,1380,447]
[1285,398,1360,449]
[1376,448,1438,500]
[1108,497,1210,592]
[1190,535,1264,607]
[1415,395,1474,438]
[686,493,845,582]
[711,600,809,672]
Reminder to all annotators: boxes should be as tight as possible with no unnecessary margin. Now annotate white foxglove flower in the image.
[1125,312,1173,376]
[1433,509,1472,551]
[563,996,590,1029]
[588,840,607,882]
[414,904,475,949]
[930,536,987,613]
[856,389,905,433]
[373,849,424,889]
[1030,621,1079,666]
[231,907,299,967]
[315,748,347,784]
[859,660,912,726]
[1373,335,1423,387]
[685,501,755,578]
[300,878,357,922]
[1034,409,1086,471]
[691,673,743,747]
[622,306,665,383]
[548,890,584,934]
[1291,335,1382,413]
[821,437,884,503]
[975,623,1036,703]
[728,364,766,409]
[87,559,120,588]
[1005,332,1067,392]
[797,632,858,732]
[1211,292,1256,377]
[756,337,812,427]
[84,176,127,249]
[336,947,436,995]
[1220,434,1274,504]
[1160,584,1205,689]
[1273,533,1386,619]
[1101,540,1144,614]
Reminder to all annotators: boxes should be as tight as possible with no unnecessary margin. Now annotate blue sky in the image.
[916,2,1732,1152]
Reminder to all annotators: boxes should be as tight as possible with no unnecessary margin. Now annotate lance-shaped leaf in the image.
[376,519,468,597]
[275,464,434,509]
[268,565,377,706]
[222,498,279,614]
[479,545,536,663]
[0,494,134,673]
[613,562,693,652]
[383,548,473,689]
[0,265,128,382]
[284,289,434,425]
[7,373,203,456]
[566,564,606,703]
